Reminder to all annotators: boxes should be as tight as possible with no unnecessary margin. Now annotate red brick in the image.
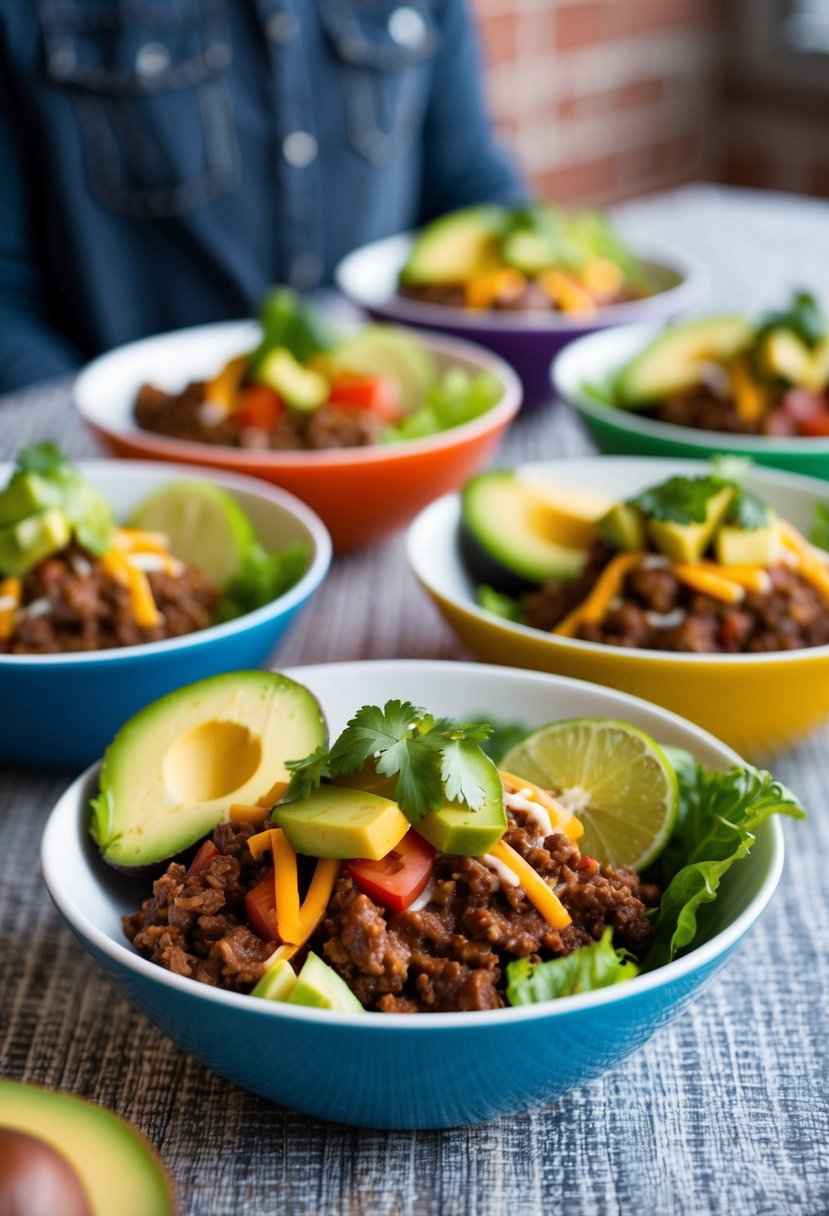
[477,12,518,66]
[617,77,665,109]
[558,77,665,121]
[555,2,623,51]
[626,0,718,35]
[533,156,618,204]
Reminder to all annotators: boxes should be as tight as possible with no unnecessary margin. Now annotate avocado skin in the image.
[616,315,753,407]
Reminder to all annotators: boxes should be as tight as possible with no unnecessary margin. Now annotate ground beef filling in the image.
[399,282,638,313]
[646,384,829,437]
[135,382,382,451]
[3,544,218,654]
[524,551,829,654]
[124,813,658,1014]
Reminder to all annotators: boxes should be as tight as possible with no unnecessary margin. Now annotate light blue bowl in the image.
[0,462,331,770]
[41,661,784,1129]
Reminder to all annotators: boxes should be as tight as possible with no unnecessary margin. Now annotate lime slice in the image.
[501,718,678,869]
[128,481,256,587]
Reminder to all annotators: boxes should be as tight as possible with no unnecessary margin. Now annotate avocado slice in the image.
[415,750,506,856]
[325,326,437,413]
[0,471,62,527]
[0,1079,174,1216]
[253,347,329,412]
[501,229,557,276]
[251,958,298,1002]
[274,785,409,859]
[287,952,364,1012]
[0,508,71,577]
[599,502,647,552]
[616,316,754,407]
[90,671,327,870]
[461,471,588,596]
[715,515,780,567]
[647,485,734,564]
[400,205,507,286]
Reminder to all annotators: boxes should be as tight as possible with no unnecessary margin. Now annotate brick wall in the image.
[473,0,724,205]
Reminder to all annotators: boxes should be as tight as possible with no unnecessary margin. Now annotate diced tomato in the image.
[800,415,829,437]
[328,375,403,423]
[235,385,284,431]
[245,874,277,942]
[345,831,435,915]
[188,840,219,876]
[765,409,797,436]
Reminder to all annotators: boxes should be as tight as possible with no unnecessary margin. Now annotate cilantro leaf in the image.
[726,488,770,531]
[759,290,826,349]
[15,441,67,476]
[328,700,426,774]
[440,736,492,809]
[284,745,331,803]
[633,475,727,524]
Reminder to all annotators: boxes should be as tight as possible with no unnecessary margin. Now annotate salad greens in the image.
[633,474,728,525]
[216,540,310,622]
[810,502,829,552]
[382,369,501,443]
[251,287,338,372]
[757,290,826,350]
[285,700,496,823]
[13,442,116,555]
[506,928,639,1005]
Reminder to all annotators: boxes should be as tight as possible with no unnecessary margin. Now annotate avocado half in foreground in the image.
[0,1080,174,1216]
[91,670,327,870]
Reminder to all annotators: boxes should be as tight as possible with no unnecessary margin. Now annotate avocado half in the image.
[90,670,327,871]
[0,1080,174,1216]
[616,316,753,407]
[460,470,588,596]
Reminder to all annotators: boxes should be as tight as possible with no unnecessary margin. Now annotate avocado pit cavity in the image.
[162,719,262,805]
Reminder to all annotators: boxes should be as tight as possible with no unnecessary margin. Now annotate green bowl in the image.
[553,323,829,479]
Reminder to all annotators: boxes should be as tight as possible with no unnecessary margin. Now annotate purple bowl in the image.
[335,232,708,409]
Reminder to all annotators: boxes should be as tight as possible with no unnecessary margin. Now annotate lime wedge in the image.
[128,481,257,588]
[502,718,678,869]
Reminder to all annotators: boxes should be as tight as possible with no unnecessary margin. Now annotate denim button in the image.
[283,131,318,168]
[290,254,321,290]
[49,46,76,78]
[266,11,299,43]
[135,42,171,80]
[388,6,428,49]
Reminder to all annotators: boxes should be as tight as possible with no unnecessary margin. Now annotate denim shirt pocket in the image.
[37,0,239,217]
[319,0,441,166]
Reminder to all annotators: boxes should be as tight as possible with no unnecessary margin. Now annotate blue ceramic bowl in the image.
[41,660,784,1129]
[335,233,707,409]
[1,462,331,770]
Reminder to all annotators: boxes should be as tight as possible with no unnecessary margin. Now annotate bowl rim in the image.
[406,455,829,668]
[554,320,829,455]
[0,459,332,668]
[40,658,784,1031]
[334,231,709,333]
[74,322,523,467]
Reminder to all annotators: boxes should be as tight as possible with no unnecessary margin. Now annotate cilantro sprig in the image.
[284,701,495,823]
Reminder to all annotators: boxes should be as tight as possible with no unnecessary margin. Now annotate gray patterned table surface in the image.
[1,185,828,1216]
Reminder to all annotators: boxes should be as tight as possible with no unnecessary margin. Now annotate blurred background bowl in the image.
[335,233,707,409]
[74,321,522,553]
[1,462,331,770]
[407,457,829,757]
[41,658,783,1129]
[554,321,829,478]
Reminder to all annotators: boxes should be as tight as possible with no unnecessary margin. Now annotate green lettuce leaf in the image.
[643,763,805,970]
[810,502,829,552]
[251,287,339,371]
[506,927,639,1006]
[216,540,309,621]
[383,369,500,442]
[476,584,523,622]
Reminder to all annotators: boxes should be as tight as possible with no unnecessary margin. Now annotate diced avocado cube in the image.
[0,472,61,528]
[599,502,647,552]
[715,517,781,567]
[287,952,364,1012]
[762,328,813,385]
[647,486,734,564]
[251,958,298,1002]
[616,316,754,407]
[273,785,409,859]
[415,749,506,857]
[254,347,329,412]
[0,508,71,577]
[501,229,556,276]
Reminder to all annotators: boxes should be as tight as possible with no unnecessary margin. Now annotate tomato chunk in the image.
[328,375,403,423]
[235,385,284,431]
[188,840,219,876]
[345,830,435,914]
[245,874,277,942]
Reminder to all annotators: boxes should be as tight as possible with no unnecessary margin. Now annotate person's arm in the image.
[0,65,82,395]
[418,0,528,221]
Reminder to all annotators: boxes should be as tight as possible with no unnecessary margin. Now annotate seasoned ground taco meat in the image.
[524,548,829,654]
[398,281,639,314]
[2,543,218,655]
[124,812,658,1013]
[135,382,382,451]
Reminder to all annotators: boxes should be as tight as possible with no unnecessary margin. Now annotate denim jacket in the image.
[0,0,524,393]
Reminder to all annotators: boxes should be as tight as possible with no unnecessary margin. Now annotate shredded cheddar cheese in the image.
[538,270,597,316]
[271,828,302,945]
[672,564,746,604]
[487,839,572,930]
[580,257,623,297]
[731,358,767,423]
[296,859,341,941]
[499,771,583,843]
[0,577,21,640]
[553,552,643,637]
[229,803,272,826]
[246,829,273,861]
[694,562,771,594]
[464,269,526,310]
[100,549,161,629]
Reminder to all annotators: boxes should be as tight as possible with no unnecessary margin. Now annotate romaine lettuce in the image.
[506,927,639,1006]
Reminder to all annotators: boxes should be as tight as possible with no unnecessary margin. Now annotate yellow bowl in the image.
[407,456,829,758]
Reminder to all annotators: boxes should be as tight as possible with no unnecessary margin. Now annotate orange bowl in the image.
[74,321,522,551]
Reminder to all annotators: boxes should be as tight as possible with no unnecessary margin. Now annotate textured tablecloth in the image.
[1,184,828,1216]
